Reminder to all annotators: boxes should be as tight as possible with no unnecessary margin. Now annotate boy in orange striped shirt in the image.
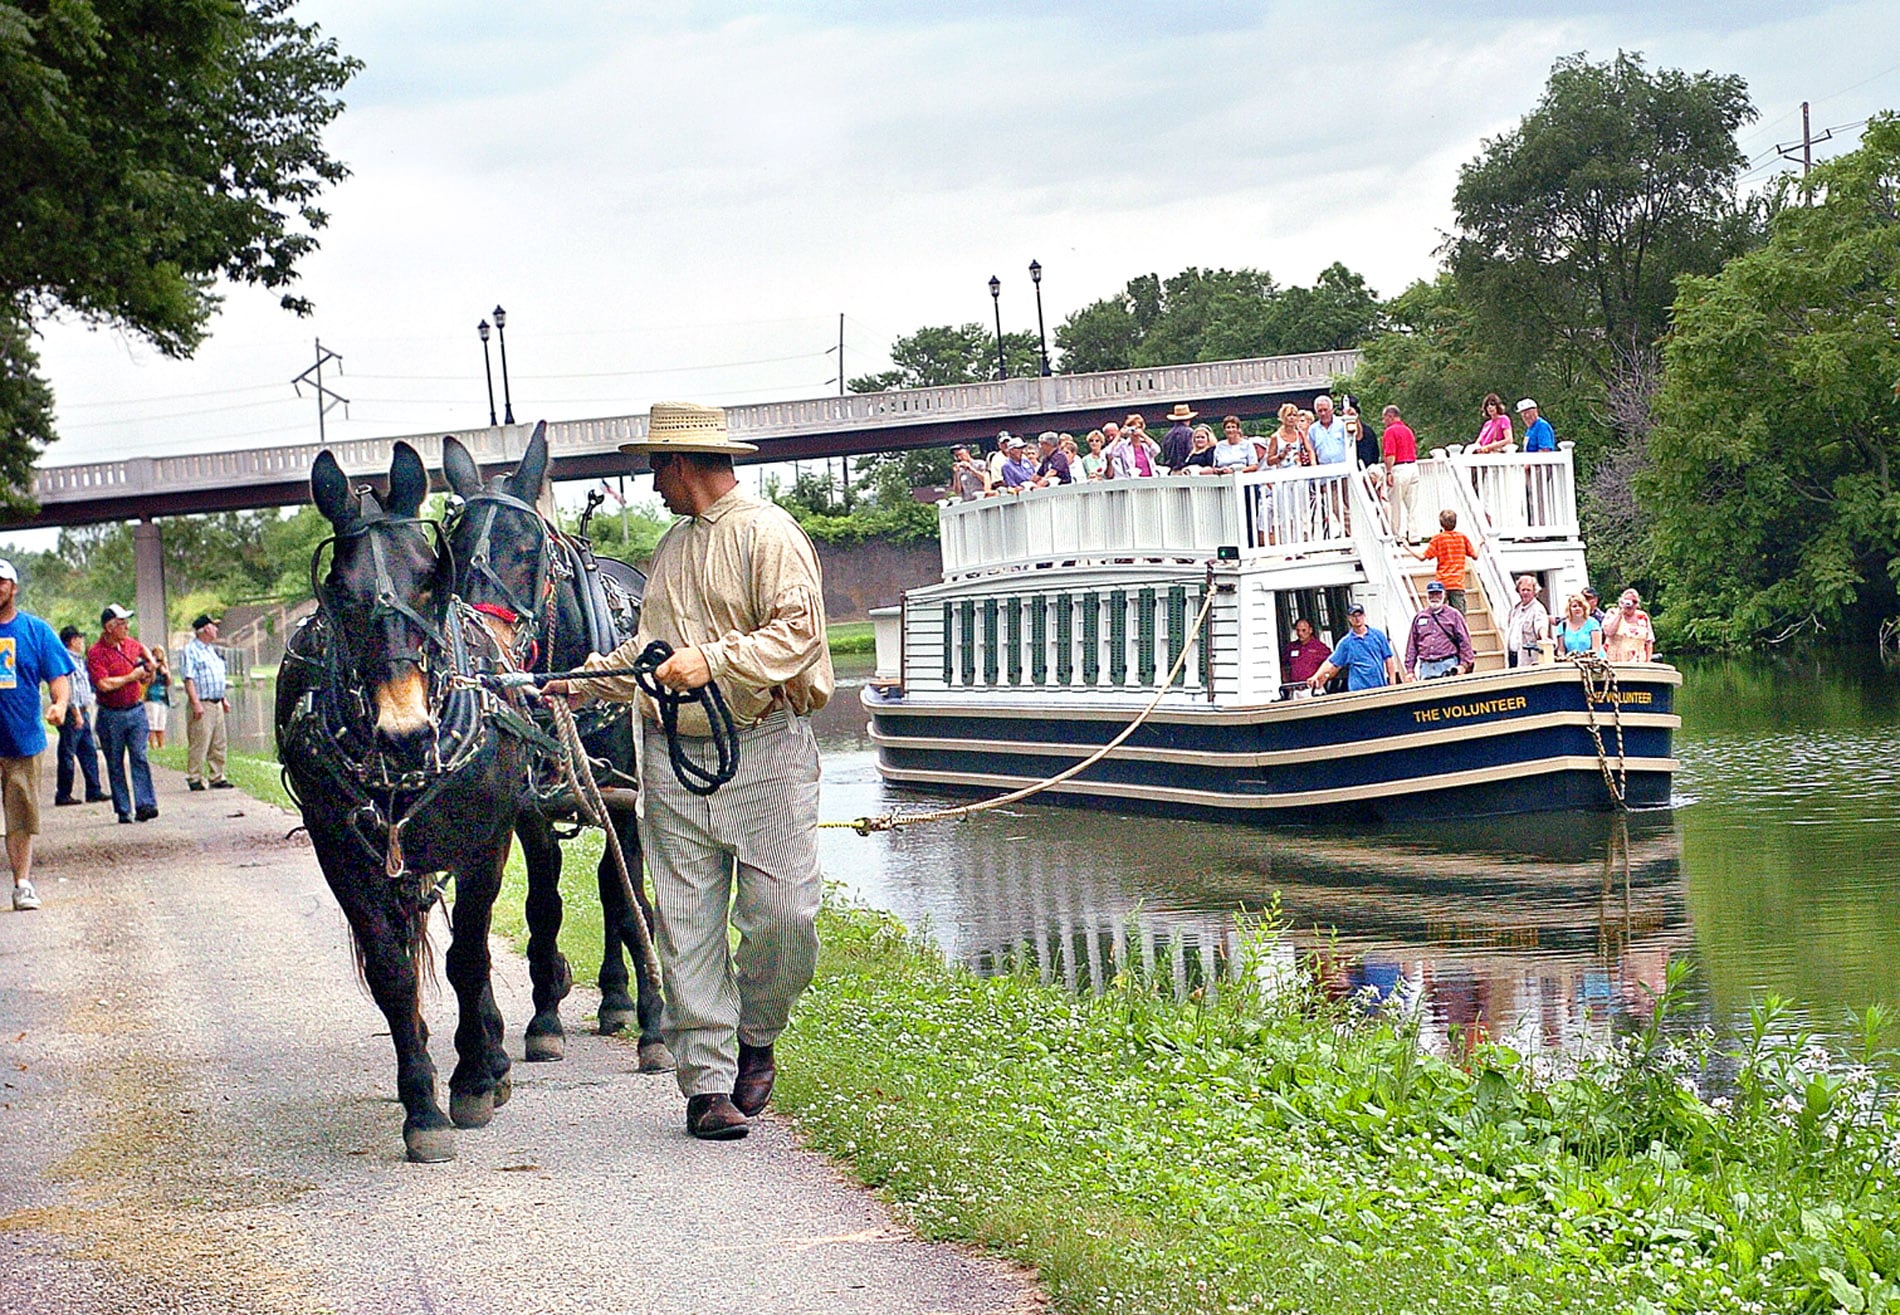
[1411,509,1482,614]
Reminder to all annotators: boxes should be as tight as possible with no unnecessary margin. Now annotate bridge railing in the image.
[938,464,1359,580]
[31,348,1362,507]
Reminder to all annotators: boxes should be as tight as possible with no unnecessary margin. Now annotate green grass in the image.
[147,742,295,811]
[197,759,1900,1314]
[827,620,876,655]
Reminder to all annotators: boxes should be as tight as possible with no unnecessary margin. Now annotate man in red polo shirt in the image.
[1381,404,1422,544]
[87,604,158,823]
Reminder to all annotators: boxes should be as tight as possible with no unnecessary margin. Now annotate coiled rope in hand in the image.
[1566,652,1629,810]
[822,586,1218,836]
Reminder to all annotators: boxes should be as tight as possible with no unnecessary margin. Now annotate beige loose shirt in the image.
[574,487,833,734]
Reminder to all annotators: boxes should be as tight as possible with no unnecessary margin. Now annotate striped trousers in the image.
[640,709,822,1098]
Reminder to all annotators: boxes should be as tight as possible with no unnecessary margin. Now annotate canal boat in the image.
[861,443,1678,822]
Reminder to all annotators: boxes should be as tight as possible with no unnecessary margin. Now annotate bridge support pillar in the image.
[133,518,168,652]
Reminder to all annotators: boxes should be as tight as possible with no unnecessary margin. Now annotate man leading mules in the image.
[548,402,834,1141]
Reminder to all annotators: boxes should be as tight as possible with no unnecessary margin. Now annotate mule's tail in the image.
[344,897,442,1001]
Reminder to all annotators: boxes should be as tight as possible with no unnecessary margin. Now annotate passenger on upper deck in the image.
[1517,398,1556,453]
[1079,431,1109,480]
[1034,432,1073,486]
[1381,404,1422,545]
[1308,394,1350,466]
[1160,405,1197,472]
[988,432,1013,487]
[1105,422,1157,478]
[1213,415,1256,473]
[950,446,991,501]
[1282,618,1332,686]
[1472,393,1515,454]
[1602,589,1655,662]
[1307,603,1399,692]
[1180,424,1218,473]
[999,436,1037,491]
[1267,404,1314,470]
[1406,581,1476,679]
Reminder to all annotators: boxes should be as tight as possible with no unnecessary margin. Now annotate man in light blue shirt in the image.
[1517,398,1556,452]
[1307,394,1351,466]
[179,613,232,790]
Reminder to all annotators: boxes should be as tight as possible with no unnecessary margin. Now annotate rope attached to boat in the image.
[821,585,1219,835]
[1567,652,1630,810]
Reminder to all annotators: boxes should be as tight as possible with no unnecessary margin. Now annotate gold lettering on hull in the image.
[1413,694,1530,725]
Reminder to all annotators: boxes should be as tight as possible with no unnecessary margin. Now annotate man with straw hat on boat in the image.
[553,401,834,1141]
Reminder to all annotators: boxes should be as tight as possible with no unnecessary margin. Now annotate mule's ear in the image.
[311,451,354,528]
[442,436,483,499]
[388,441,428,517]
[507,421,549,504]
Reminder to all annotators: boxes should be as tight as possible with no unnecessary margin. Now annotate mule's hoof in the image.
[597,1006,636,1036]
[524,1031,565,1063]
[492,1073,513,1108]
[404,1125,457,1163]
[449,1090,496,1129]
[637,1039,677,1074]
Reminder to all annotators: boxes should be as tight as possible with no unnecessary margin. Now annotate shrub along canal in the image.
[209,647,1900,1312]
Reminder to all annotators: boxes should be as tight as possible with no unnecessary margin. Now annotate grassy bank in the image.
[147,743,295,811]
[827,620,875,655]
[204,756,1900,1314]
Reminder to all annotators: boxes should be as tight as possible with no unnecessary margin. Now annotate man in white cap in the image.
[0,559,75,911]
[1517,399,1555,453]
[553,402,834,1141]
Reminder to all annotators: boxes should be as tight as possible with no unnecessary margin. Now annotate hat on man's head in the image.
[1006,436,1026,450]
[1516,398,1538,413]
[191,613,219,631]
[1166,404,1198,422]
[59,624,81,644]
[1426,581,1446,595]
[100,603,133,624]
[0,559,16,583]
[617,401,758,459]
[1581,586,1599,599]
[1347,602,1366,616]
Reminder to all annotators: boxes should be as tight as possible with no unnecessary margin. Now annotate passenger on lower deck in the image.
[1281,617,1331,688]
[1307,603,1399,692]
[1406,581,1476,680]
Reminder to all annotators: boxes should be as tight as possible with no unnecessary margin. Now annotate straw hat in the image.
[618,401,758,457]
[1165,403,1198,422]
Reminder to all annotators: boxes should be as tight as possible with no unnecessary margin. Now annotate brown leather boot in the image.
[685,1093,749,1140]
[734,1042,776,1117]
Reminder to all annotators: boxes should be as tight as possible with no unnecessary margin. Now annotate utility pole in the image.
[824,311,851,510]
[1775,102,1834,197]
[291,339,349,443]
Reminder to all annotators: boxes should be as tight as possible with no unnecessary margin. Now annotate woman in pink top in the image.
[1471,392,1515,454]
[1602,589,1655,662]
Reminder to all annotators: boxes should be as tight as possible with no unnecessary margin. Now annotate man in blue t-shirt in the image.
[1516,398,1556,453]
[0,560,76,912]
[1305,603,1400,692]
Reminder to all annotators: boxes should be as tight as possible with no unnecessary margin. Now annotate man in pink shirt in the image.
[1381,404,1422,544]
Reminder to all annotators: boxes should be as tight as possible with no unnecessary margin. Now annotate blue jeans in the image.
[96,704,156,818]
[1417,655,1460,680]
[56,708,104,801]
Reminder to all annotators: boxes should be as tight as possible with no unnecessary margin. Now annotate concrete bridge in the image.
[11,348,1360,638]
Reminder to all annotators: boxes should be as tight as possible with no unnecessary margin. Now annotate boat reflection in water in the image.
[821,778,1691,1055]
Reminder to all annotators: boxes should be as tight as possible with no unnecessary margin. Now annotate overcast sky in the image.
[22,0,1900,489]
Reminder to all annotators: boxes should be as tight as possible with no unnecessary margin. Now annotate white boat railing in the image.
[1443,444,1579,542]
[937,465,1357,580]
[1416,454,1515,626]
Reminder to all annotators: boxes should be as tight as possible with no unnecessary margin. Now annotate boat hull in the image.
[864,663,1679,824]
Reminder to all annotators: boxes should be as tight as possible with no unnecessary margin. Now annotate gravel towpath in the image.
[0,763,1036,1315]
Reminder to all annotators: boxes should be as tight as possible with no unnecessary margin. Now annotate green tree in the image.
[0,0,361,513]
[848,323,1040,391]
[1639,115,1900,648]
[1446,52,1759,419]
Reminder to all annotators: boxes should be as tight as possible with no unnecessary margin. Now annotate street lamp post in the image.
[988,275,1006,381]
[493,304,516,425]
[1030,259,1051,377]
[477,319,498,426]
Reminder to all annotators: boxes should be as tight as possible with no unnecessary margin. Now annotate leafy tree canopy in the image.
[0,0,361,513]
[1639,115,1900,649]
[848,323,1041,391]
[1055,263,1380,374]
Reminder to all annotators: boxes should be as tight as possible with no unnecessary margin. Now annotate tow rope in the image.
[1565,652,1630,810]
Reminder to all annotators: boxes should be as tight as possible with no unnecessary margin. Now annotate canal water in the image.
[228,649,1900,1053]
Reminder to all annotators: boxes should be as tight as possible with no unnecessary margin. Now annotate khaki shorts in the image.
[1,754,42,837]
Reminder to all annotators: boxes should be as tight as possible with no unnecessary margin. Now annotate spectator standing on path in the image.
[180,613,232,791]
[1411,509,1483,614]
[87,604,159,824]
[0,559,74,912]
[556,401,835,1143]
[143,646,172,749]
[1307,603,1400,692]
[53,624,106,807]
[1308,394,1351,467]
[1159,404,1197,472]
[1517,398,1556,453]
[1406,581,1476,680]
[1381,405,1422,545]
[1504,575,1551,668]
